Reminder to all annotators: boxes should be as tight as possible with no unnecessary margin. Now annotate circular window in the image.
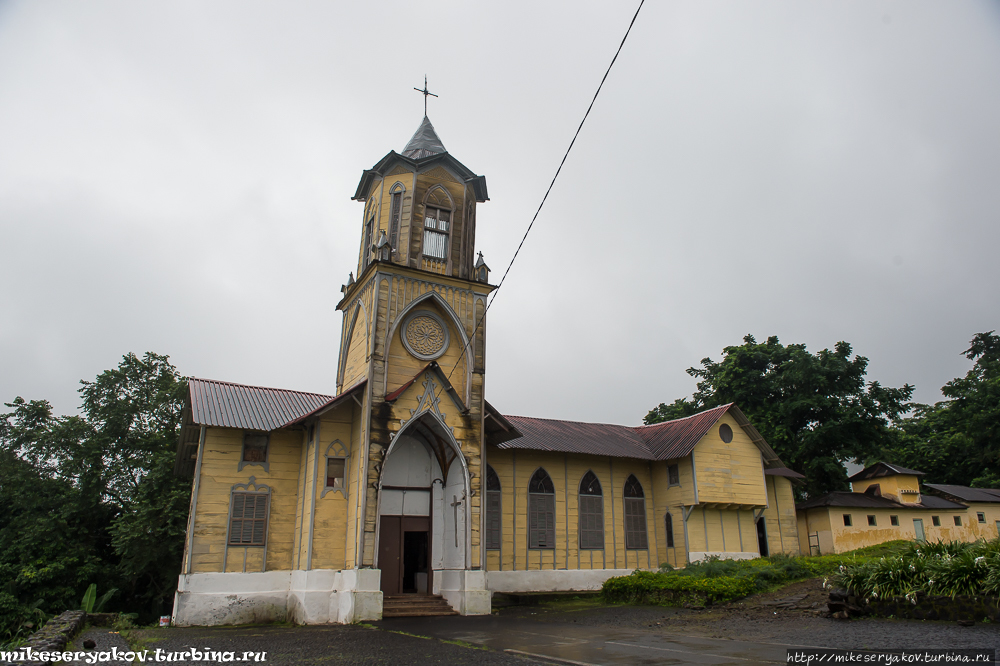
[400,310,450,361]
[719,423,734,443]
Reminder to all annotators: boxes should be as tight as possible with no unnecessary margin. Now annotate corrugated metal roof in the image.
[501,415,651,459]
[189,377,335,431]
[283,379,367,427]
[923,483,1000,504]
[635,405,732,460]
[497,403,790,468]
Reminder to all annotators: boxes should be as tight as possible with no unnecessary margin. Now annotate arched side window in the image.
[485,465,501,550]
[362,197,376,270]
[422,186,453,260]
[578,471,604,550]
[528,468,555,549]
[623,474,648,550]
[389,182,405,251]
[665,512,675,548]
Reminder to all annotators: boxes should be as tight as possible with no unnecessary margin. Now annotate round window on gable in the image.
[719,423,734,443]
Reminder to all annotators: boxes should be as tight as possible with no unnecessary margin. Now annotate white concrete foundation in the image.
[688,551,759,563]
[435,569,491,615]
[172,569,382,627]
[487,569,634,594]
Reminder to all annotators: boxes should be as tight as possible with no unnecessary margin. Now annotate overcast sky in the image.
[1,1,998,426]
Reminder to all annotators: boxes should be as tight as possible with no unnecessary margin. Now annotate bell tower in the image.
[335,114,494,610]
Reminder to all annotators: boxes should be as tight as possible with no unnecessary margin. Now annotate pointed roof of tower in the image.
[402,116,447,159]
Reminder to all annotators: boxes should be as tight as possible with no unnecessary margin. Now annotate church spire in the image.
[402,116,447,159]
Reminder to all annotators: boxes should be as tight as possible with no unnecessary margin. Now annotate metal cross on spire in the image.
[413,75,438,117]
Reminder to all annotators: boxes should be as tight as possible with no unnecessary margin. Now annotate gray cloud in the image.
[1,0,998,424]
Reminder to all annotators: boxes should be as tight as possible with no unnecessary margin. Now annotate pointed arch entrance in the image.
[376,408,470,596]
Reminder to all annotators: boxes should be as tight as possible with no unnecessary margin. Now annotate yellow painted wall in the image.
[384,302,467,399]
[484,446,659,572]
[649,457,695,568]
[852,474,921,504]
[189,427,303,573]
[803,505,987,554]
[690,413,768,506]
[965,503,1000,540]
[763,476,800,555]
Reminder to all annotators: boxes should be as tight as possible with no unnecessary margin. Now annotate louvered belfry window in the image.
[229,492,269,546]
[623,474,648,550]
[578,471,604,550]
[485,465,501,550]
[528,469,555,549]
[423,207,450,259]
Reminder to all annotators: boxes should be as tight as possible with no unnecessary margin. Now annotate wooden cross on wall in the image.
[414,75,438,116]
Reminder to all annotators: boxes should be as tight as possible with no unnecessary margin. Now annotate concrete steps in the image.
[382,594,458,618]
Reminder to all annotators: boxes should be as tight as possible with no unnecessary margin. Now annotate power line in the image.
[447,0,646,382]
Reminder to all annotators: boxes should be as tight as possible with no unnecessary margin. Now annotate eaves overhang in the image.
[352,150,488,203]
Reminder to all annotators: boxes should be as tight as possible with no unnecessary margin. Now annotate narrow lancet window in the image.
[528,468,555,549]
[623,474,648,549]
[578,471,604,550]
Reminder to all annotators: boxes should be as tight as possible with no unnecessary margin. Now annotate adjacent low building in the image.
[796,462,1000,554]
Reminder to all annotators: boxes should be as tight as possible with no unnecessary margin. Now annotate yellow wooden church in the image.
[170,116,803,626]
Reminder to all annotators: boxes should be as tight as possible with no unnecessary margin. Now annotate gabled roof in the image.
[765,467,807,480]
[923,483,1000,504]
[353,117,488,203]
[283,379,367,427]
[384,361,469,414]
[402,116,447,159]
[188,377,335,431]
[495,403,788,467]
[848,462,925,482]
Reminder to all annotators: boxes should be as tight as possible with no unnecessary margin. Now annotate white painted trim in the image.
[184,425,206,574]
[487,569,634,593]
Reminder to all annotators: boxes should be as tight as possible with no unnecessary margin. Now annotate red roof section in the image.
[497,403,788,467]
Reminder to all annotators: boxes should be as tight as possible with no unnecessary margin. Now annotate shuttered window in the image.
[485,465,501,550]
[229,492,269,546]
[528,469,555,549]
[623,475,648,550]
[578,471,604,550]
[389,188,403,250]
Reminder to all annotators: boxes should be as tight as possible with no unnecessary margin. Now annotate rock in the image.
[83,639,97,649]
[829,589,848,602]
[832,611,849,620]
[957,620,974,627]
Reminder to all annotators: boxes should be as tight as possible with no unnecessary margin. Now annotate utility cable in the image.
[447,0,646,383]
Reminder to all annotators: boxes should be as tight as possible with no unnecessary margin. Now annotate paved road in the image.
[376,614,794,665]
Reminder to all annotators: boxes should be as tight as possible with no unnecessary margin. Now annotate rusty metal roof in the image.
[501,415,651,459]
[635,405,733,460]
[497,403,788,467]
[188,377,335,431]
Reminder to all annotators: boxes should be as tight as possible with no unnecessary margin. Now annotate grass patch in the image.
[387,630,432,640]
[602,541,916,607]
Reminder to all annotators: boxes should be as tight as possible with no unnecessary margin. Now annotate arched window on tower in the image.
[623,474,648,550]
[362,197,376,271]
[578,471,604,550]
[528,468,555,549]
[389,182,404,253]
[485,465,501,550]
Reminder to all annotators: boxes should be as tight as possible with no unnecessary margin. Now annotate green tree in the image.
[0,352,188,630]
[645,335,913,497]
[882,332,1000,487]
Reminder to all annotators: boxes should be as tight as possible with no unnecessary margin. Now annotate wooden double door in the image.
[378,515,431,596]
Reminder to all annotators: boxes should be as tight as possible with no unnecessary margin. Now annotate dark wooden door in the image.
[378,516,401,595]
[756,517,769,557]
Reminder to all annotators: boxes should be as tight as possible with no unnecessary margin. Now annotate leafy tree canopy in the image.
[645,335,913,497]
[0,352,188,640]
[881,332,1000,488]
